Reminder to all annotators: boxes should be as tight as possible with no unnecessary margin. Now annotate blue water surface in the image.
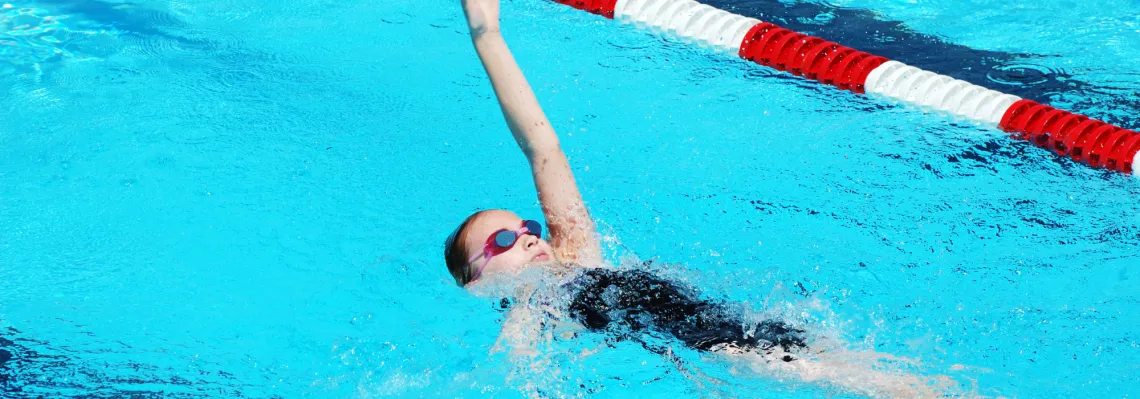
[1,0,1138,397]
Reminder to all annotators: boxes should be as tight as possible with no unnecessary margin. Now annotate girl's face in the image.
[461,210,555,285]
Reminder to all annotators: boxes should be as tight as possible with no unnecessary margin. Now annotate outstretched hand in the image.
[461,0,501,38]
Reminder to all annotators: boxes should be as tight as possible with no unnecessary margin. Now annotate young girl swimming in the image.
[446,1,974,397]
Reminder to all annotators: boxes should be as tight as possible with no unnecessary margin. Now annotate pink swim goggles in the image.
[467,220,543,282]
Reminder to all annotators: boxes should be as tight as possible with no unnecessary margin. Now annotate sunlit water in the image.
[1,0,1138,397]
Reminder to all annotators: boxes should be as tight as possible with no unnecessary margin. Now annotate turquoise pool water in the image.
[1,0,1138,397]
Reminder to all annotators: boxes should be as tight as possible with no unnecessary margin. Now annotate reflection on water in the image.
[0,5,118,76]
[703,0,1139,127]
[0,325,251,398]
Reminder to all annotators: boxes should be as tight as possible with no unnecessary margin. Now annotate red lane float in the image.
[739,22,887,94]
[1000,100,1140,173]
[553,0,618,18]
[548,0,1140,175]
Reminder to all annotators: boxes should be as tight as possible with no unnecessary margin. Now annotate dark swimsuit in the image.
[565,268,807,358]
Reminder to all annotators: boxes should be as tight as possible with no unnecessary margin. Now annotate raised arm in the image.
[462,0,601,263]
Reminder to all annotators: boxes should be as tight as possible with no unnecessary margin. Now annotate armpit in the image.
[542,201,601,263]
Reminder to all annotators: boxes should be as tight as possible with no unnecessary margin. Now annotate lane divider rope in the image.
[551,0,1140,175]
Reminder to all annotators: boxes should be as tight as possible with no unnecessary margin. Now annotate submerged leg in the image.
[720,346,979,398]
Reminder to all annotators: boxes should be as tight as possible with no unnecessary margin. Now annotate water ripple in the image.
[133,8,185,29]
[118,31,179,59]
[986,63,1062,87]
[451,72,483,87]
[381,12,412,25]
[210,67,267,90]
[164,125,224,146]
[606,34,652,50]
[690,67,725,80]
[598,55,651,72]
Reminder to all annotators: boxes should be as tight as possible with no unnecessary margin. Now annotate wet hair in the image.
[443,210,490,286]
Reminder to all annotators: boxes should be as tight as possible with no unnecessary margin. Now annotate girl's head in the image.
[443,209,555,287]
